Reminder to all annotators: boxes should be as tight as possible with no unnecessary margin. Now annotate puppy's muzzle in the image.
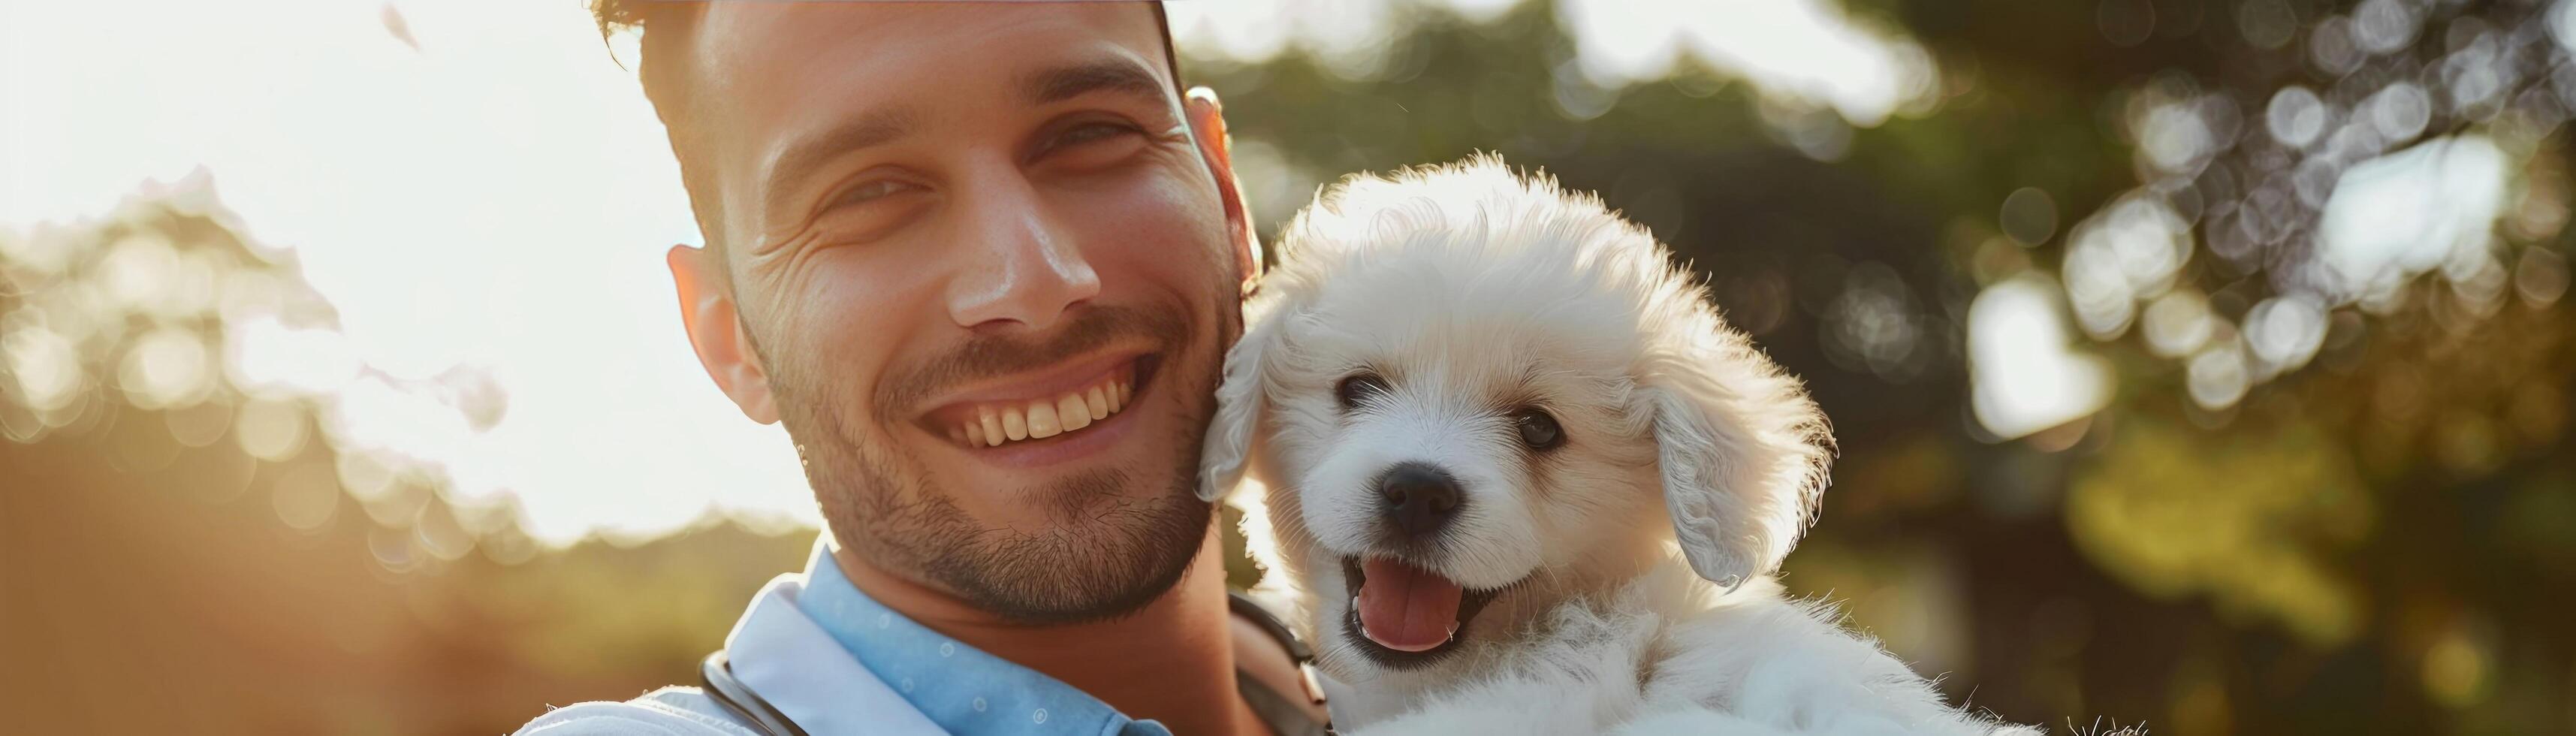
[1377,462,1463,540]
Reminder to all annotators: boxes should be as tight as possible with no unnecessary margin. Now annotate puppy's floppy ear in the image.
[1198,291,1290,502]
[1639,330,1835,588]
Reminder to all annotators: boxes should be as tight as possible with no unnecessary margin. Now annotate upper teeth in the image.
[950,376,1133,448]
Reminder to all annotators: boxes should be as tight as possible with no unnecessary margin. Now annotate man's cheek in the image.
[1076,170,1229,265]
[790,267,928,416]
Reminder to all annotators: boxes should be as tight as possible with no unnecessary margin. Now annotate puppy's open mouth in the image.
[1341,557,1514,668]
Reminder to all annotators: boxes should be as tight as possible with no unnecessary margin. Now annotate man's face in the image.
[676,3,1245,623]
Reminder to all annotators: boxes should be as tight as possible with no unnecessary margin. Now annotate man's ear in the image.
[1184,87,1261,293]
[669,244,780,424]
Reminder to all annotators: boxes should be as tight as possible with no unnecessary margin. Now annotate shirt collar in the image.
[793,543,1173,736]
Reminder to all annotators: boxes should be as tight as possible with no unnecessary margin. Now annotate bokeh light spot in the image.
[2188,342,2250,409]
[2267,86,2329,148]
[233,397,309,463]
[2421,623,2494,708]
[2352,0,2422,55]
[163,397,234,448]
[118,328,213,409]
[2514,246,2569,306]
[1970,277,2115,441]
[2238,0,2300,50]
[2243,295,2328,376]
[5,323,84,413]
[2001,187,2059,247]
[271,462,340,532]
[2140,288,2216,358]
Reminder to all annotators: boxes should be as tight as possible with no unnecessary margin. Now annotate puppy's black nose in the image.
[1377,462,1463,538]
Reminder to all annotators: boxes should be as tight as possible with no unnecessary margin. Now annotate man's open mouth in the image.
[1341,557,1514,668]
[925,353,1160,450]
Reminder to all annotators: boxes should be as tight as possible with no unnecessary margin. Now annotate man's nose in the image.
[946,170,1100,332]
[1376,462,1464,539]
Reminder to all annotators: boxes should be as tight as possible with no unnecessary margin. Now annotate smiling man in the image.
[515,3,1321,735]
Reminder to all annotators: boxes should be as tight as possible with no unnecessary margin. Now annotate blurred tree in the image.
[0,175,813,734]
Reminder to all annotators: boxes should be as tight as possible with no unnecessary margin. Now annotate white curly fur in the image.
[1204,155,2039,734]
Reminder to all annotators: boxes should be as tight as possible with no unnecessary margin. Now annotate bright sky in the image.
[2,0,1927,545]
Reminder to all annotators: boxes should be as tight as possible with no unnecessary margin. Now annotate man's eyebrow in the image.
[762,106,923,215]
[1021,58,1169,107]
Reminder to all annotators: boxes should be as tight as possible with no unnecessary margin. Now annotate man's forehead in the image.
[690,2,1170,104]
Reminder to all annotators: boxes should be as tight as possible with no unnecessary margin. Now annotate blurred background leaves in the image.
[5,0,2574,733]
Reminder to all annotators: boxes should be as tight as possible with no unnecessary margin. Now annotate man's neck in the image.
[831,526,1264,736]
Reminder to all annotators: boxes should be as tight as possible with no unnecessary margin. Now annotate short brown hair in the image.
[587,2,1184,128]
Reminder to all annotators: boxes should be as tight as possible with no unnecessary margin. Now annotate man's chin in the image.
[929,487,1213,626]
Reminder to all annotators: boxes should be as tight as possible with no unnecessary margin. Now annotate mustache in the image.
[876,304,1189,420]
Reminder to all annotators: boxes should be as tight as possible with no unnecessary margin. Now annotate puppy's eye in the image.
[1513,408,1564,451]
[1335,372,1389,411]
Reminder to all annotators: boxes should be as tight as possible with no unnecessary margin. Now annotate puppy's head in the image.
[1199,156,1832,680]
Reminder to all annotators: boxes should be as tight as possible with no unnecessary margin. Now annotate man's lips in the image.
[918,351,1157,449]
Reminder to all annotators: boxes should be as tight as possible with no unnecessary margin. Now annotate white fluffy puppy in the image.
[1199,156,2036,735]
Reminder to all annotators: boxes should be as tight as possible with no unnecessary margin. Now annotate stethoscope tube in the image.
[700,651,813,736]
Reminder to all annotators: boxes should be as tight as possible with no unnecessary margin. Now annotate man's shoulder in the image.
[514,686,762,736]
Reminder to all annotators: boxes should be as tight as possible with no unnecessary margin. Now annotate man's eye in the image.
[833,179,918,207]
[1055,122,1140,148]
[1037,121,1149,166]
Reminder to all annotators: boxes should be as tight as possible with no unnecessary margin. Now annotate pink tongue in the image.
[1356,558,1464,652]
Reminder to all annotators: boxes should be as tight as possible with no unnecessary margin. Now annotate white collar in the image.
[719,539,949,736]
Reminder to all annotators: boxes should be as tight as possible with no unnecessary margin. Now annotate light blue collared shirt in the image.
[796,550,1175,736]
